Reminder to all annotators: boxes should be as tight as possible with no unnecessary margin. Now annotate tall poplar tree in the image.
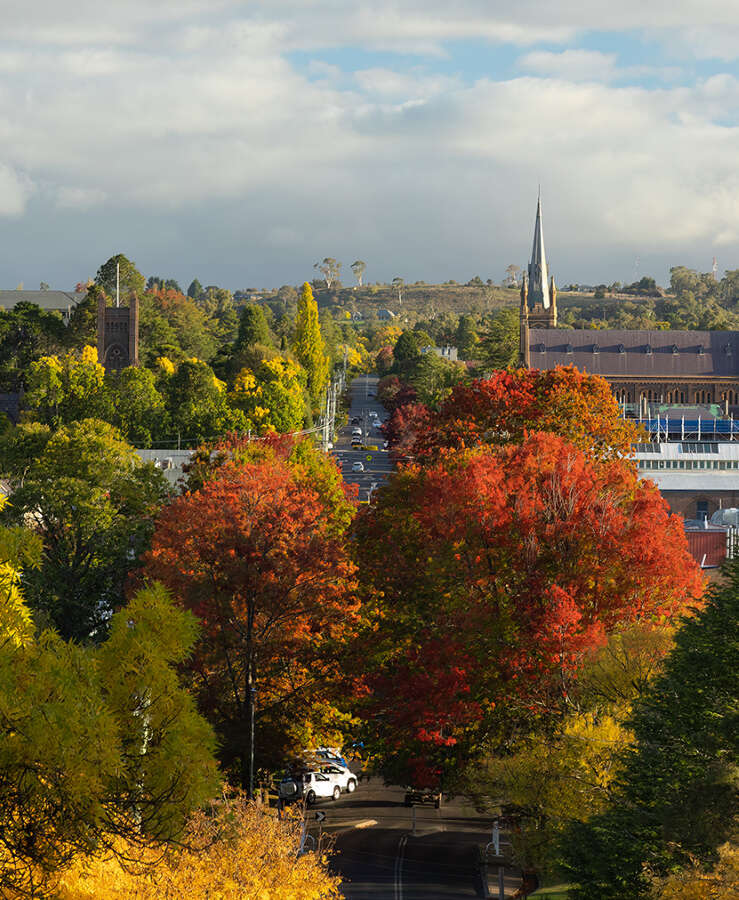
[293,282,329,409]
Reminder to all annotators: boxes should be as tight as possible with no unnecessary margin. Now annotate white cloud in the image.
[0,163,31,216]
[519,49,620,82]
[1,1,739,288]
[55,186,108,210]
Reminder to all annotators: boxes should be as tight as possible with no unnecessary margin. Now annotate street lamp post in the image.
[249,683,256,800]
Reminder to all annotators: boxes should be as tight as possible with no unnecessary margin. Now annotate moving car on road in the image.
[352,461,365,472]
[404,786,442,808]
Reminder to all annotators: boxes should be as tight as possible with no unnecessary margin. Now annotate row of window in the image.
[634,442,722,453]
[638,459,739,470]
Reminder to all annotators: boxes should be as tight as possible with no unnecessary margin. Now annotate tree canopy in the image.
[564,558,739,899]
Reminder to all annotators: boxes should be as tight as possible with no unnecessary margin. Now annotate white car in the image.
[278,765,357,804]
[352,461,365,472]
[352,427,363,436]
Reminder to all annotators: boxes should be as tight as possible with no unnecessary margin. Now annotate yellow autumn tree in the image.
[56,796,341,900]
[25,347,111,425]
[230,357,307,434]
[293,282,329,410]
[654,842,739,899]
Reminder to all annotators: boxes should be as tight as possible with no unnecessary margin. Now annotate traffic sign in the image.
[315,810,326,823]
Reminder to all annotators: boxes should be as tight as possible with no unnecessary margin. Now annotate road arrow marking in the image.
[315,810,326,823]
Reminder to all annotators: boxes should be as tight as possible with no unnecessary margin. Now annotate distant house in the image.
[0,392,21,425]
[419,345,459,362]
[376,308,396,320]
[0,290,86,324]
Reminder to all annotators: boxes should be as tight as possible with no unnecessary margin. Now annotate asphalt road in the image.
[325,378,513,897]
[333,374,394,501]
[302,781,500,899]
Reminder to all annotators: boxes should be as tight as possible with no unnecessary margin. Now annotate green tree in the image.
[106,366,168,446]
[293,282,329,409]
[455,314,479,358]
[314,257,341,290]
[479,306,519,370]
[236,304,271,349]
[94,254,145,301]
[393,330,419,362]
[165,359,246,442]
[0,302,66,391]
[0,420,168,641]
[187,278,204,301]
[0,520,218,896]
[564,561,739,898]
[406,352,464,407]
[66,285,101,350]
[351,260,366,287]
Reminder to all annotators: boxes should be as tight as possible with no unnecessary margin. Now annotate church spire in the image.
[527,193,550,310]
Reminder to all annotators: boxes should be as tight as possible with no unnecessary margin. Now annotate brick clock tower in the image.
[97,295,139,371]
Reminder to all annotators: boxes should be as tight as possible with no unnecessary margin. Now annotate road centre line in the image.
[394,833,408,900]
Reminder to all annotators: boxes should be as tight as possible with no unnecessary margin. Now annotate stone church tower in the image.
[520,193,556,365]
[97,295,139,371]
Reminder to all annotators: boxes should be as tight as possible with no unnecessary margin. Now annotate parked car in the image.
[278,764,357,805]
[352,461,365,472]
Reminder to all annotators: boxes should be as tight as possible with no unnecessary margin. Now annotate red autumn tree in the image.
[142,457,358,790]
[184,431,357,532]
[382,402,431,460]
[400,366,642,464]
[353,433,703,787]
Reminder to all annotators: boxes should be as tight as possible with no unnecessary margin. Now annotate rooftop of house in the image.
[0,290,86,313]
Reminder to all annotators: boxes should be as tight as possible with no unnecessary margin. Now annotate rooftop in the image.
[0,290,86,313]
[529,328,739,378]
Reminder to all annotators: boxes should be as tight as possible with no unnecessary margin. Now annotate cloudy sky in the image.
[1,1,738,292]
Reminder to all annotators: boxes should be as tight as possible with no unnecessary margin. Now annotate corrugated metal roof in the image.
[0,290,85,312]
[529,328,739,377]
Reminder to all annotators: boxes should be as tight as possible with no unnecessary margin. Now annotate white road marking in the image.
[394,833,408,900]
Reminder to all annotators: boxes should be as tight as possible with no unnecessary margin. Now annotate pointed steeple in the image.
[527,193,550,310]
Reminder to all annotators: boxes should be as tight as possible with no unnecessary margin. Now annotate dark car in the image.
[404,787,442,808]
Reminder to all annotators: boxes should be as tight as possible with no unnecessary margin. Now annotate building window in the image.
[696,500,708,520]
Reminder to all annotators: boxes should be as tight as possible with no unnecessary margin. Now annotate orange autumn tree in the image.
[142,455,359,789]
[353,432,703,787]
[397,366,642,464]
